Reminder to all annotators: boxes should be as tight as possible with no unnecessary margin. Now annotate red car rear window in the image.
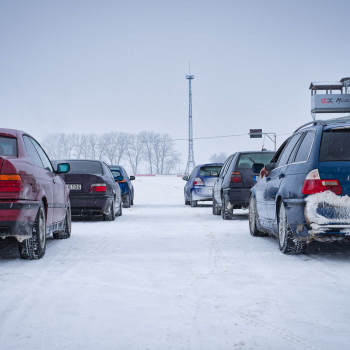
[0,137,17,157]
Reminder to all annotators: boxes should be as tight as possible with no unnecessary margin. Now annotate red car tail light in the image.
[193,177,204,186]
[90,183,107,192]
[302,169,342,195]
[0,174,22,193]
[230,172,242,183]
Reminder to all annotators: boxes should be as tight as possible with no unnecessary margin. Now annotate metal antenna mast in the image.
[185,73,195,175]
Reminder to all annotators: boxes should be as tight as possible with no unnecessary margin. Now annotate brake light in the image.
[230,172,242,183]
[0,174,22,193]
[193,177,204,186]
[90,183,107,192]
[302,169,342,195]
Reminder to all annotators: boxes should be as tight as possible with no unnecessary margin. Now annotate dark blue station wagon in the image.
[249,117,350,254]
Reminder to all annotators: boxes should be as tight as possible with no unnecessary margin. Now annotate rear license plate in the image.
[67,184,81,191]
[254,175,259,182]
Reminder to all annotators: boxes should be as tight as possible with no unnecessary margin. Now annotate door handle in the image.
[279,174,285,179]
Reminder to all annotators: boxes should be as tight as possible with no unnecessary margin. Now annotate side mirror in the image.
[182,175,189,181]
[130,176,135,181]
[56,163,70,174]
[115,175,124,182]
[252,163,264,174]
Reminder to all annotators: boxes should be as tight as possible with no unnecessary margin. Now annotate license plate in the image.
[67,184,81,191]
[254,175,259,182]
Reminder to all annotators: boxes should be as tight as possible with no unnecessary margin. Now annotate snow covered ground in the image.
[1,176,350,350]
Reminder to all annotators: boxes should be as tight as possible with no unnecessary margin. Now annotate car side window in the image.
[103,163,114,179]
[220,155,234,177]
[189,168,197,179]
[30,138,53,172]
[23,136,44,168]
[294,131,315,163]
[277,134,303,167]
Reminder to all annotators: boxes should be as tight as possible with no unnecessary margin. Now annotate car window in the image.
[319,128,350,161]
[110,169,122,178]
[0,137,17,156]
[23,136,44,168]
[277,134,303,167]
[294,131,315,163]
[30,138,53,172]
[103,163,114,179]
[237,153,274,169]
[199,165,223,176]
[66,161,103,174]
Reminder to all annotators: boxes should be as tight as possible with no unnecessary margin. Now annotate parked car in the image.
[183,163,223,207]
[249,117,350,254]
[0,128,71,259]
[108,165,135,208]
[53,159,122,220]
[213,151,274,219]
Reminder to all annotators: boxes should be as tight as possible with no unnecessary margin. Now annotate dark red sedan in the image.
[0,128,71,259]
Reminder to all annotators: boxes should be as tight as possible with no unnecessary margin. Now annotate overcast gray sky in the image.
[1,0,349,167]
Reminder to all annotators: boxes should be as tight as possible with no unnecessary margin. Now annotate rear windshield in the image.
[110,169,122,177]
[66,161,103,174]
[237,153,274,169]
[0,137,17,156]
[199,165,222,176]
[319,128,350,161]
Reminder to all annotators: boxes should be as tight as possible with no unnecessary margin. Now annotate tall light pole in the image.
[185,74,195,175]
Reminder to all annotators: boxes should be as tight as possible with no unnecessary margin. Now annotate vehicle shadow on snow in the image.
[0,236,58,261]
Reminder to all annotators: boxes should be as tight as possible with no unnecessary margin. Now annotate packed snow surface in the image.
[1,176,350,350]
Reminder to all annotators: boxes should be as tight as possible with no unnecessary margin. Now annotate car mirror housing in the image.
[182,175,189,181]
[56,163,70,174]
[130,176,135,181]
[252,163,264,174]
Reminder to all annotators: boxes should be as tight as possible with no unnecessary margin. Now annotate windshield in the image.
[199,165,222,176]
[237,152,274,169]
[110,169,122,177]
[319,129,350,161]
[0,137,17,157]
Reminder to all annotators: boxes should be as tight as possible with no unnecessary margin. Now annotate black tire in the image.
[116,200,123,216]
[123,194,131,208]
[212,195,221,215]
[190,192,198,207]
[185,193,190,205]
[18,202,46,259]
[278,203,306,254]
[53,202,71,239]
[131,197,134,206]
[104,199,116,221]
[249,196,266,237]
[221,196,233,220]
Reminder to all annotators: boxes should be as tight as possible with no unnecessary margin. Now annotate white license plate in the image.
[67,184,81,190]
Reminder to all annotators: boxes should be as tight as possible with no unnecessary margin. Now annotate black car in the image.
[53,159,122,220]
[212,151,274,219]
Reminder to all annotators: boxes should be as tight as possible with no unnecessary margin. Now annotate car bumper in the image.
[285,197,350,242]
[70,194,113,216]
[224,188,250,208]
[191,187,214,201]
[0,201,39,241]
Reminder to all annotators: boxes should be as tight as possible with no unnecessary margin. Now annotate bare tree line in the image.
[42,131,181,175]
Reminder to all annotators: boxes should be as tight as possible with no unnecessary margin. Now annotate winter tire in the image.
[104,199,116,221]
[190,192,198,207]
[221,196,233,220]
[116,201,123,216]
[212,195,221,215]
[185,194,190,205]
[278,203,306,254]
[18,202,46,259]
[53,202,71,239]
[123,194,131,208]
[249,196,265,236]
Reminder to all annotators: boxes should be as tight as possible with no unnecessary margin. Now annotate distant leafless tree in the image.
[126,133,144,174]
[139,131,158,174]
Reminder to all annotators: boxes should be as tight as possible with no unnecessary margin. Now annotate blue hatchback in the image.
[183,163,223,207]
[249,116,350,254]
[109,165,135,208]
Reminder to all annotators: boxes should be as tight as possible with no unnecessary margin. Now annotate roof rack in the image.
[294,116,350,132]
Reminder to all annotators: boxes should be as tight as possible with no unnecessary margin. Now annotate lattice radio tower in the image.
[185,74,195,175]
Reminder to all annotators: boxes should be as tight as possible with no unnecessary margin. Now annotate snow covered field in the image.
[1,176,350,350]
